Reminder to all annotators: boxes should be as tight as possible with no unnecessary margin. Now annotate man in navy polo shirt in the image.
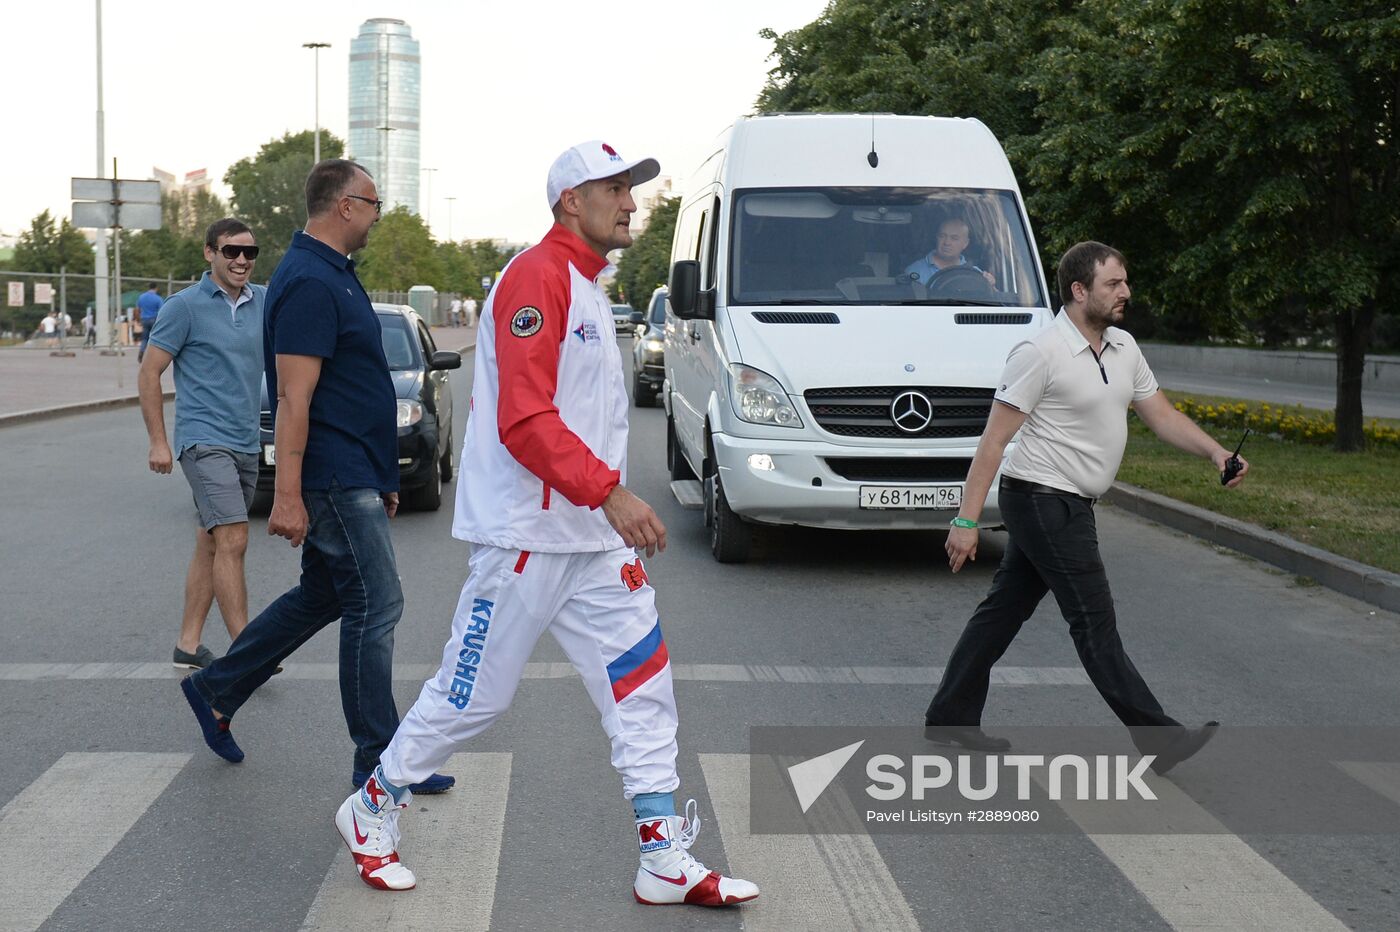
[140,218,265,670]
[181,159,452,796]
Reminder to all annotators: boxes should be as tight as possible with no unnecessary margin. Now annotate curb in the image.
[0,391,175,429]
[1103,481,1400,614]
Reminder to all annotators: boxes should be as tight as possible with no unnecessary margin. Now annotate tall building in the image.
[348,18,421,214]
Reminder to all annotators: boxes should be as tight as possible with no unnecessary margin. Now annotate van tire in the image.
[667,414,695,481]
[706,470,751,563]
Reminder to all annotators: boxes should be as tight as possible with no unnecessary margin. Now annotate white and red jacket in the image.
[453,224,628,552]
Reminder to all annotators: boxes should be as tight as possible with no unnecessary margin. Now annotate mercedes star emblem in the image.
[890,390,934,434]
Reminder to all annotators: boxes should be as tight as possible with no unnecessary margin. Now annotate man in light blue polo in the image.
[904,216,997,289]
[139,218,266,670]
[136,283,164,362]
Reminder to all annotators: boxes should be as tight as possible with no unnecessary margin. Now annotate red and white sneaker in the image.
[633,799,759,907]
[334,768,416,891]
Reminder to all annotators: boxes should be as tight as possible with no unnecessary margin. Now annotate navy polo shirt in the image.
[264,230,398,493]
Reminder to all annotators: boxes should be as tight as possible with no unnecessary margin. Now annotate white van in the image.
[664,113,1053,562]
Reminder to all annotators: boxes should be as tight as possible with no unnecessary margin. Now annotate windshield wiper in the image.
[904,298,1015,307]
[771,298,845,305]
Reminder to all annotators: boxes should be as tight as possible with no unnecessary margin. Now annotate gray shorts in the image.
[179,445,258,531]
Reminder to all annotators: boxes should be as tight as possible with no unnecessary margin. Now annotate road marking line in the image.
[301,752,511,932]
[1335,761,1400,806]
[699,752,918,931]
[0,752,189,932]
[1052,775,1346,931]
[0,662,1090,686]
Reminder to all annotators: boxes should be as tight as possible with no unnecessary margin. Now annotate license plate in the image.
[263,444,276,466]
[859,484,962,510]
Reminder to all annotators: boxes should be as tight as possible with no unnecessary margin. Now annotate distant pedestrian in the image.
[179,159,454,798]
[40,311,58,347]
[449,296,462,327]
[463,296,478,325]
[84,309,96,347]
[923,241,1250,775]
[139,219,266,670]
[136,283,163,362]
[60,311,72,343]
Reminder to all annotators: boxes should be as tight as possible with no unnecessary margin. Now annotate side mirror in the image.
[429,350,462,371]
[669,260,699,317]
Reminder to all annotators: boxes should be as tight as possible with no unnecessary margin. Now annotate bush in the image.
[1170,398,1400,450]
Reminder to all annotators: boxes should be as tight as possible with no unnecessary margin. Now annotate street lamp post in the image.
[302,42,331,164]
[420,167,437,232]
[94,0,111,350]
[445,196,456,242]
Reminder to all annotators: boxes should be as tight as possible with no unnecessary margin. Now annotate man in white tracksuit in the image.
[333,141,759,908]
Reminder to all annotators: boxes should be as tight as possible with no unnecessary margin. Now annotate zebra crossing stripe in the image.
[301,752,512,932]
[1054,775,1347,930]
[0,752,189,932]
[0,662,1091,686]
[1335,761,1400,807]
[699,752,919,931]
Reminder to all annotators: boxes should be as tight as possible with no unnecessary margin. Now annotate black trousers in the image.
[925,484,1183,751]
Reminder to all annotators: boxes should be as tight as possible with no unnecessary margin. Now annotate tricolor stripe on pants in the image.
[607,621,669,702]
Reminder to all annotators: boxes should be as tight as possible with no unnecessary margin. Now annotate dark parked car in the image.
[256,304,461,511]
[631,287,667,407]
[611,302,637,334]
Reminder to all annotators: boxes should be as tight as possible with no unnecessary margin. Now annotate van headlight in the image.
[728,364,802,428]
[397,400,423,427]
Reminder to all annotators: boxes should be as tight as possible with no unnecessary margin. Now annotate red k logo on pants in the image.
[621,559,648,592]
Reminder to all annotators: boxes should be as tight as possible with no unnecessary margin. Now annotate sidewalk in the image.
[0,321,476,423]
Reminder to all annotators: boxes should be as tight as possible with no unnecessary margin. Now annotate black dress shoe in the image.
[1150,721,1220,775]
[924,725,1012,752]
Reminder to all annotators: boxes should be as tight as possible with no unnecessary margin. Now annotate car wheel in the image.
[706,469,751,563]
[667,413,695,481]
[440,437,454,483]
[404,457,443,511]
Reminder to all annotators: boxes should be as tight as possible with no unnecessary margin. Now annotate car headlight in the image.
[643,337,664,353]
[397,400,423,427]
[728,363,802,428]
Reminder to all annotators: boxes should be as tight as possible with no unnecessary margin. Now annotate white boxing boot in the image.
[633,799,759,906]
[334,767,417,891]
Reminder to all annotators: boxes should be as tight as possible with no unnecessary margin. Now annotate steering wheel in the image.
[927,266,996,299]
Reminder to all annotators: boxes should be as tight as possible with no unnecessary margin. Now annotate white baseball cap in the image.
[546,140,660,208]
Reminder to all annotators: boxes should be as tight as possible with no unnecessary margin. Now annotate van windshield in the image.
[729,187,1046,308]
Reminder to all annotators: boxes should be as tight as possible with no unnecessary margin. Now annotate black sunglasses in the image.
[217,244,260,260]
[347,194,384,215]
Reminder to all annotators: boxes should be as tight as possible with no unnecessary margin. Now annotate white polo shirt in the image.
[996,309,1159,498]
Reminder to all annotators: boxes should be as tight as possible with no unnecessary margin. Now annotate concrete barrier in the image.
[1140,343,1400,392]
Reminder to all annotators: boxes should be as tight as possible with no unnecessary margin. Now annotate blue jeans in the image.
[190,483,404,773]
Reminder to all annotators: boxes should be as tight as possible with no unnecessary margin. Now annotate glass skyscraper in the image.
[348,18,420,214]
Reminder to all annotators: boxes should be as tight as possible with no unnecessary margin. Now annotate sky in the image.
[3,0,829,245]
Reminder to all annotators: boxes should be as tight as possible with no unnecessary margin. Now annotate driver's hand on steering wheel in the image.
[981,270,995,286]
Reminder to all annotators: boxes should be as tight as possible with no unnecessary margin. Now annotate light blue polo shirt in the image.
[904,253,976,285]
[148,271,266,456]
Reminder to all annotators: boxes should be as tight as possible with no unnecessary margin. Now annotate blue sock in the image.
[371,766,409,804]
[632,791,675,821]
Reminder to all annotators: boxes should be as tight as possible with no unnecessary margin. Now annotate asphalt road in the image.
[2,339,1397,931]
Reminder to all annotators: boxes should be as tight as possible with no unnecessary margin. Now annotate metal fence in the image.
[1,267,197,348]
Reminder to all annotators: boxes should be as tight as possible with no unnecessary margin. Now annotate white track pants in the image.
[379,545,679,799]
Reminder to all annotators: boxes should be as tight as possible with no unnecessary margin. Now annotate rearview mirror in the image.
[668,261,714,320]
[429,350,462,371]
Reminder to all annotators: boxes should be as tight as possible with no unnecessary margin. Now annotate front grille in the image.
[260,411,272,432]
[825,457,972,482]
[804,386,994,439]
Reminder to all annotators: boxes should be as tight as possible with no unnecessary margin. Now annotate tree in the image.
[225,130,345,279]
[13,211,94,275]
[611,197,680,307]
[1021,0,1400,450]
[357,206,444,291]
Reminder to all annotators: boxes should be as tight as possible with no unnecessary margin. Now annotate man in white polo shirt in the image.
[924,241,1250,775]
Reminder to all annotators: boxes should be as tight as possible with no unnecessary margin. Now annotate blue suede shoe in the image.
[180,676,244,763]
[352,769,454,795]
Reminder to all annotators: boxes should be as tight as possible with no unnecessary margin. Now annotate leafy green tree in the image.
[13,211,95,275]
[357,206,445,291]
[225,130,345,279]
[611,196,679,308]
[1021,0,1400,450]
